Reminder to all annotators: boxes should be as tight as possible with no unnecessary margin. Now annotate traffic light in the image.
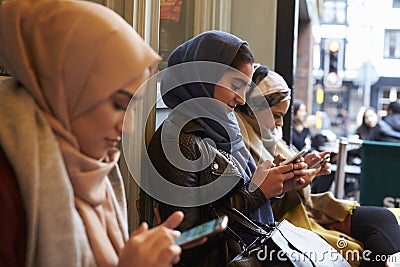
[323,39,344,87]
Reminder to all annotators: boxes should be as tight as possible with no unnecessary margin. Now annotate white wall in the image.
[371,0,400,77]
[346,0,400,78]
[230,0,277,68]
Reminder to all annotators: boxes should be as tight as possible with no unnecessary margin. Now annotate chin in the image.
[81,149,106,160]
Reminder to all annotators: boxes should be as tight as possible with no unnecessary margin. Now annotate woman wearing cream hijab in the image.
[0,0,183,266]
[235,65,400,267]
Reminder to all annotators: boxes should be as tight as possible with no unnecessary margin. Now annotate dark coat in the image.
[147,120,267,267]
[0,147,26,267]
[369,113,400,142]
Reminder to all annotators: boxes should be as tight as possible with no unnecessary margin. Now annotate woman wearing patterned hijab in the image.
[236,65,293,163]
[0,0,184,266]
[147,31,304,266]
[235,65,400,267]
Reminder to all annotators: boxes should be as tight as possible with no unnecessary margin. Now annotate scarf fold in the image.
[251,69,291,102]
[0,80,95,267]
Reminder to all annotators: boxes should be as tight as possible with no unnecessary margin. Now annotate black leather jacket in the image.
[147,119,267,267]
[369,113,400,142]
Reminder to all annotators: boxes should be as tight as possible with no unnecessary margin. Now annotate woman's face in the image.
[213,62,253,112]
[364,109,378,128]
[71,69,150,159]
[295,103,307,122]
[270,99,290,128]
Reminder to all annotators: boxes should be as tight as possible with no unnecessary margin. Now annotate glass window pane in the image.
[336,2,347,24]
[322,0,347,24]
[159,0,194,70]
[323,1,336,23]
[384,29,400,59]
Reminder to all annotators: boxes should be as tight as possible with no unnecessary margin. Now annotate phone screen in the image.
[175,217,227,246]
[280,149,307,166]
[309,154,330,169]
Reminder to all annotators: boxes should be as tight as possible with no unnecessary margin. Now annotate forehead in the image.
[298,103,306,110]
[365,110,376,116]
[123,68,151,96]
[218,63,253,89]
[240,62,254,78]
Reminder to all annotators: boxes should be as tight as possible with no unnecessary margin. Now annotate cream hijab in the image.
[245,69,292,159]
[0,0,160,266]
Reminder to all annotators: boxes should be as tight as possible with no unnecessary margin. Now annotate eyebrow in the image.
[117,89,141,101]
[232,77,251,88]
[273,112,285,117]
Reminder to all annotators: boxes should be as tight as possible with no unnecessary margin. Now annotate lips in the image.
[105,137,121,147]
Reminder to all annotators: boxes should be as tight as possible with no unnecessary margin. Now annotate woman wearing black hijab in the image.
[147,30,304,266]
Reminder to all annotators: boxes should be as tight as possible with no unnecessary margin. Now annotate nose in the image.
[116,111,125,134]
[275,118,283,127]
[120,110,135,136]
[116,120,123,135]
[274,116,284,127]
[235,88,246,105]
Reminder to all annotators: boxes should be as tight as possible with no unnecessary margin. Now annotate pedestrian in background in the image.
[369,101,400,142]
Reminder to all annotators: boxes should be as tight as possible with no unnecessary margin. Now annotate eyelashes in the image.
[112,97,130,111]
[232,84,241,92]
[113,102,127,111]
[231,83,249,92]
[111,94,131,111]
[273,113,284,120]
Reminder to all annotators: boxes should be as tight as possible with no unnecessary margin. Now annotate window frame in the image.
[384,29,400,59]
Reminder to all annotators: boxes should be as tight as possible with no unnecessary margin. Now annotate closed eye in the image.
[273,113,284,120]
[231,83,251,93]
[232,84,241,92]
[111,90,132,111]
[231,77,250,92]
[113,102,127,111]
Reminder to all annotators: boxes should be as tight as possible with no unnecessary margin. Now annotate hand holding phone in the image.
[279,149,308,166]
[309,154,330,169]
[175,216,228,247]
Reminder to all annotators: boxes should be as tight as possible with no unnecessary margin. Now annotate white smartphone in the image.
[175,216,228,246]
[279,149,308,166]
[309,154,330,169]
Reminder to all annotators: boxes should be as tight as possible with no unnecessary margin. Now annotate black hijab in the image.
[161,30,256,180]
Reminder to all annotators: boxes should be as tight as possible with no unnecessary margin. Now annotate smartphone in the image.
[175,216,228,246]
[279,149,308,166]
[309,154,330,169]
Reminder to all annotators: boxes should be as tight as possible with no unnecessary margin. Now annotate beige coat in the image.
[236,111,363,266]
